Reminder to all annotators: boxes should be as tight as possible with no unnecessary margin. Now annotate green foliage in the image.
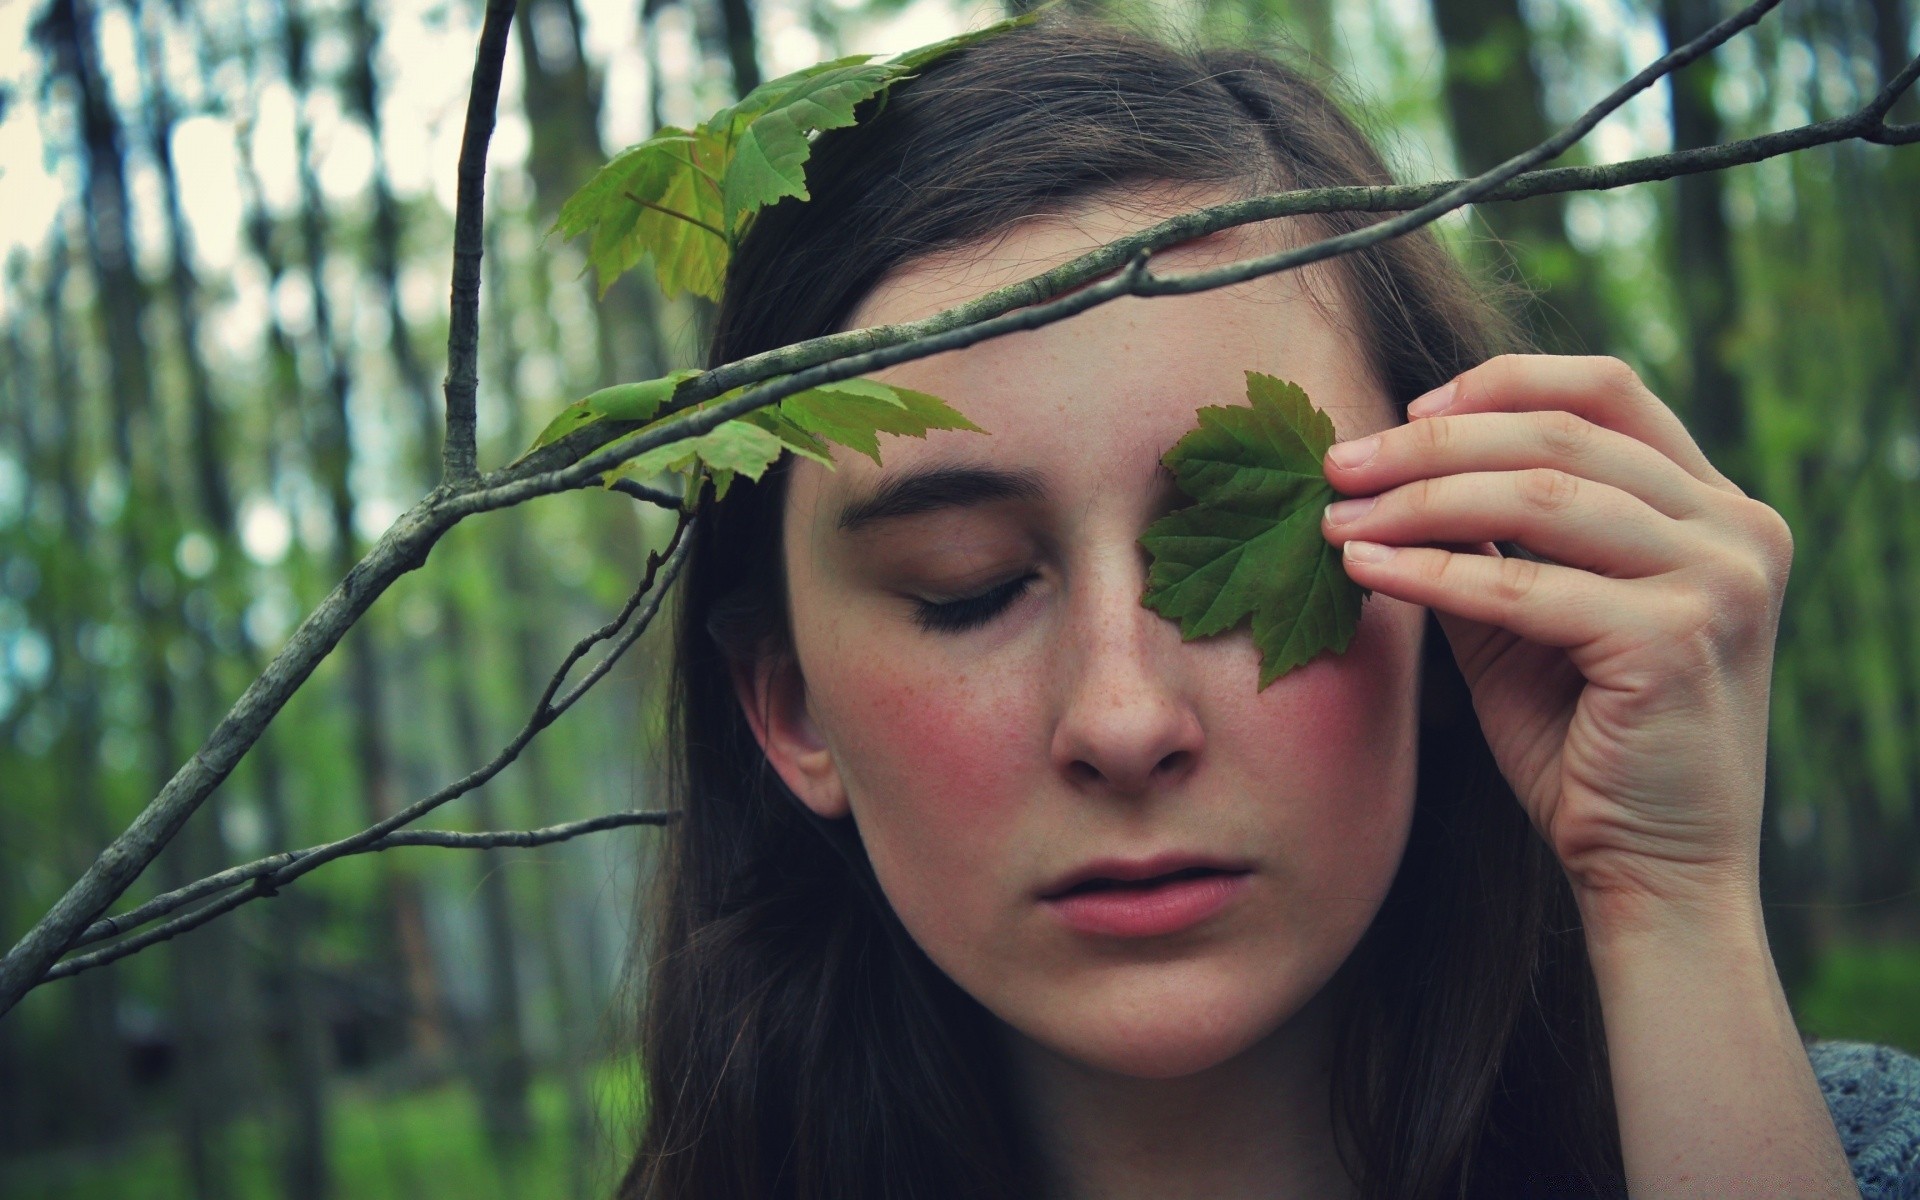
[0,1064,644,1199]
[1140,372,1366,688]
[765,377,985,464]
[530,372,984,500]
[552,10,1043,300]
[524,369,703,450]
[1795,942,1920,1057]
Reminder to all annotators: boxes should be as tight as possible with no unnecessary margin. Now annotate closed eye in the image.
[911,573,1039,634]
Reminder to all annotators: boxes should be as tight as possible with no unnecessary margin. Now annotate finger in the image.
[1322,469,1691,578]
[1338,540,1638,650]
[1407,354,1740,496]
[1324,409,1714,520]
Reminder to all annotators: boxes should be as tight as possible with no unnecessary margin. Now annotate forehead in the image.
[791,189,1398,530]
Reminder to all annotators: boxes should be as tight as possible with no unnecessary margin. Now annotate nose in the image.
[1049,564,1205,795]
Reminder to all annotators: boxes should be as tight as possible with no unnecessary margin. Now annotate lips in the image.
[1040,854,1251,900]
[1039,855,1251,938]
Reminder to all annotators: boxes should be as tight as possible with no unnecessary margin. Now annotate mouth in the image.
[1043,864,1245,899]
[1040,858,1252,938]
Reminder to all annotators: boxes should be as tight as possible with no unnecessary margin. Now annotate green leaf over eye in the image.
[1140,372,1368,689]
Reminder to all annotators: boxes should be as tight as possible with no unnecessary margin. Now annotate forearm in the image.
[1579,884,1857,1199]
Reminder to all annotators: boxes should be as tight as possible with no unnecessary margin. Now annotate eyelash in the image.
[912,573,1038,634]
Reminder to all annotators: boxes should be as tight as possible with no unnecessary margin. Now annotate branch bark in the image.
[45,518,692,974]
[3,0,1915,1017]
[442,0,518,484]
[41,812,676,984]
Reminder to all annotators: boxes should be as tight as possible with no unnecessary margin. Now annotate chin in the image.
[1019,971,1315,1080]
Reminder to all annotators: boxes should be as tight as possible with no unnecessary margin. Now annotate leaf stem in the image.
[622,190,728,243]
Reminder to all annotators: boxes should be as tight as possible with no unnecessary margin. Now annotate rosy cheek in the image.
[814,649,1037,911]
[1249,600,1423,880]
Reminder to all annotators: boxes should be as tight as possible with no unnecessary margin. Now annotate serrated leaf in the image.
[523,369,702,455]
[742,407,836,465]
[556,131,731,299]
[720,62,898,233]
[707,54,879,133]
[608,418,788,497]
[554,10,1047,300]
[1139,372,1367,689]
[778,377,986,463]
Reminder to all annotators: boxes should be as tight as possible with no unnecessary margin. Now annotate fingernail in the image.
[1406,380,1456,418]
[1326,435,1380,470]
[1344,540,1397,564]
[1324,496,1375,526]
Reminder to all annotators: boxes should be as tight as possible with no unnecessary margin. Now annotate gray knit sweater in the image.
[1811,1041,1920,1200]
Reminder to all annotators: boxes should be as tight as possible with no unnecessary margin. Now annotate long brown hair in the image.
[621,19,1623,1199]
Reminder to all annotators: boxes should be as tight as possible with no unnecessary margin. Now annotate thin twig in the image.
[489,41,1917,509]
[441,0,516,484]
[44,811,678,983]
[0,0,529,1017]
[623,189,728,243]
[52,519,692,968]
[607,477,684,509]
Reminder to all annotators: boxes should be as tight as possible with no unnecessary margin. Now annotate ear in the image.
[730,651,851,820]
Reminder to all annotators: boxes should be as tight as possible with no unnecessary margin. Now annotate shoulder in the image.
[1809,1040,1920,1200]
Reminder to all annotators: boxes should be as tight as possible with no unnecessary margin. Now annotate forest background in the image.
[0,0,1915,1195]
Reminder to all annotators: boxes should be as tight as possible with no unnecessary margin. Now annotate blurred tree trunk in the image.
[1430,0,1610,353]
[1865,0,1920,907]
[1654,0,1817,993]
[715,0,762,97]
[489,232,603,1199]
[348,0,440,458]
[348,0,537,1150]
[441,599,536,1152]
[521,0,667,386]
[279,0,449,1063]
[1656,0,1745,468]
[140,8,333,1192]
[1873,0,1916,124]
[40,1,237,1194]
[25,238,134,1144]
[1834,0,1920,920]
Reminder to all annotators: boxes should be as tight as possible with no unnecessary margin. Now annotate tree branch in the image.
[491,53,1917,507]
[442,0,517,485]
[607,477,684,509]
[0,501,454,1013]
[4,0,1915,1018]
[46,516,693,972]
[41,811,678,984]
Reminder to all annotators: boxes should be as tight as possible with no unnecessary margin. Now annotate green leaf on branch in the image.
[1139,372,1367,689]
[554,130,730,299]
[552,8,1045,300]
[777,378,984,463]
[611,418,789,502]
[717,58,900,234]
[523,369,702,453]
[558,374,985,502]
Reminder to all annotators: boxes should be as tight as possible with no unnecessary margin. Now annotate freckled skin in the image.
[749,191,1427,1086]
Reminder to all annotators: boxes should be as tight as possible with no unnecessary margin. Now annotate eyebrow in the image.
[834,463,1047,534]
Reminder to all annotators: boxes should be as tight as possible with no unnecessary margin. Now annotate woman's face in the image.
[738,193,1428,1079]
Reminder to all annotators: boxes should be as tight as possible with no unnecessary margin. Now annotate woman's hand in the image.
[1317,354,1794,917]
[1318,353,1862,1200]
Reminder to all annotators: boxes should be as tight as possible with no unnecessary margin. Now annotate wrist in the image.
[1566,848,1764,954]
[1570,872,1856,1199]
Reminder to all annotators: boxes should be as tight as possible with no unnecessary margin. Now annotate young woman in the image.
[618,19,1920,1200]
